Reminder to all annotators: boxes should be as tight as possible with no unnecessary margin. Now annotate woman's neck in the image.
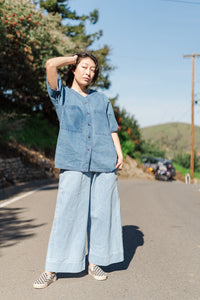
[71,80,88,95]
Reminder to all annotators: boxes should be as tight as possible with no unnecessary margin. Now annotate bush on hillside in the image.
[172,151,200,172]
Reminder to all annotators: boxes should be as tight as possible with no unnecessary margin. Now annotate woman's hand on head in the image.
[73,54,78,64]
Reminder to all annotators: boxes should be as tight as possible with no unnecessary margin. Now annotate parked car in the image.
[141,156,161,172]
[141,156,176,180]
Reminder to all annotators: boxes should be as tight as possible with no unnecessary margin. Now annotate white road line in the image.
[0,185,48,208]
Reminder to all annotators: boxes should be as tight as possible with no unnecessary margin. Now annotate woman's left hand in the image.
[115,157,123,170]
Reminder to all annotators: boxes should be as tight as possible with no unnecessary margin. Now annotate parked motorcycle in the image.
[155,168,172,181]
[155,161,176,181]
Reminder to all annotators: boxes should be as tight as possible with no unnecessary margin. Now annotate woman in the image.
[33,52,124,289]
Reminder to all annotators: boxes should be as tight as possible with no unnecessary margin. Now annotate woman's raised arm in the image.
[46,55,78,90]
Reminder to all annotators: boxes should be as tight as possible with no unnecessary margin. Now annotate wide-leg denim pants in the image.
[45,170,124,273]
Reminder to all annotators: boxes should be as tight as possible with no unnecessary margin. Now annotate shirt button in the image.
[88,136,90,138]
[87,112,90,115]
[88,123,91,126]
[88,148,90,151]
[85,102,88,104]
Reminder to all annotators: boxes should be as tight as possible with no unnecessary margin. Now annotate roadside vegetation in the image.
[173,163,200,180]
[172,152,200,179]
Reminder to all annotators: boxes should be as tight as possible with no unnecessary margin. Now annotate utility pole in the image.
[184,53,200,178]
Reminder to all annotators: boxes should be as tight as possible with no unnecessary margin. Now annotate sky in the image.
[69,0,200,128]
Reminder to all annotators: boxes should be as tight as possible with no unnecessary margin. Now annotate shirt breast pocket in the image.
[94,110,110,136]
[61,105,83,132]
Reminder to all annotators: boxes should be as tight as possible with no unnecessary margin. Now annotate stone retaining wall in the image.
[0,156,55,188]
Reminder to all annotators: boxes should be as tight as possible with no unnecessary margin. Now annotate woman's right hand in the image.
[73,54,78,64]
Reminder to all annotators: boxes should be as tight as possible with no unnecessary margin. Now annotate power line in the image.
[162,0,200,5]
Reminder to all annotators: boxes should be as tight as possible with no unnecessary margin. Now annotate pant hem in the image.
[88,252,124,266]
[45,259,86,273]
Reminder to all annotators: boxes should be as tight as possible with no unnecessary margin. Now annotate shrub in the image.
[173,151,200,172]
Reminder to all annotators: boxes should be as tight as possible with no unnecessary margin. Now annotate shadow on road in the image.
[103,225,144,273]
[0,207,45,250]
[57,225,144,279]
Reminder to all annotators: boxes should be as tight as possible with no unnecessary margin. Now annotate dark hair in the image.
[64,52,99,88]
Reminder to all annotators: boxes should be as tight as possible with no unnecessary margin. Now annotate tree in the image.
[0,0,74,114]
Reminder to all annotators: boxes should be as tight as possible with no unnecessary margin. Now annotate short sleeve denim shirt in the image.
[47,75,119,172]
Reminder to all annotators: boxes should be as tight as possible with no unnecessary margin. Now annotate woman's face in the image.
[73,57,96,87]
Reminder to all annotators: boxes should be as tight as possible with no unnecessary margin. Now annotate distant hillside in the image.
[141,122,200,159]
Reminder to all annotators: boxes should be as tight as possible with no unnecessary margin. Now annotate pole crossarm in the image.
[184,54,200,58]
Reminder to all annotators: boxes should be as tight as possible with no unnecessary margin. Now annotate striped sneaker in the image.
[33,271,57,289]
[88,265,108,281]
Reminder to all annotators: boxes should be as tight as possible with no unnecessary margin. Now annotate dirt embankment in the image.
[118,155,154,180]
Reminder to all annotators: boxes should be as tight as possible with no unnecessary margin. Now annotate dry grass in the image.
[141,122,200,158]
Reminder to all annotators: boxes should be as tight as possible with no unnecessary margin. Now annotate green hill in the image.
[141,122,200,159]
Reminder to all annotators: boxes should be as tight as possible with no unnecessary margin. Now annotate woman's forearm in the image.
[46,56,77,69]
[111,132,123,169]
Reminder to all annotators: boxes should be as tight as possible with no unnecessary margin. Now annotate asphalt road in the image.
[1,179,200,300]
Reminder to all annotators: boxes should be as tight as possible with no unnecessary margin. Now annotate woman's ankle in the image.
[45,270,55,275]
[88,263,95,268]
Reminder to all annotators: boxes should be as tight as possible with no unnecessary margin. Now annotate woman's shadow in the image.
[103,224,144,272]
[58,225,144,278]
